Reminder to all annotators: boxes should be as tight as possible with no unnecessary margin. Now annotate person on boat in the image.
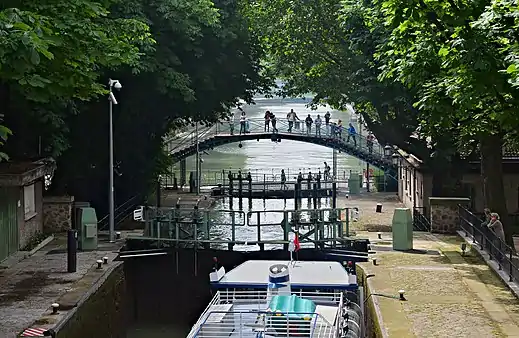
[281,169,287,189]
[264,110,271,132]
[346,122,356,146]
[315,114,322,137]
[305,114,313,135]
[239,111,247,135]
[324,111,331,134]
[287,109,299,132]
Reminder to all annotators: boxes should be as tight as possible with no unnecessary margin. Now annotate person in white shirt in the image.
[315,115,322,136]
[286,109,299,132]
[239,112,247,135]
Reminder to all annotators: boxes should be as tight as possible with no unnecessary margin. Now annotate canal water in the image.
[127,96,364,337]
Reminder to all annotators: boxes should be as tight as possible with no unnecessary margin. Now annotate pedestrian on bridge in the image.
[228,112,235,135]
[347,122,357,146]
[367,132,374,153]
[287,109,300,132]
[305,114,313,135]
[315,115,322,137]
[271,114,278,132]
[239,111,247,135]
[264,111,271,132]
[325,111,331,134]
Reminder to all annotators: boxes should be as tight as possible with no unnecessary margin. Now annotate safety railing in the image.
[412,207,431,232]
[128,207,354,250]
[187,290,342,338]
[98,194,143,231]
[165,117,388,162]
[458,205,519,283]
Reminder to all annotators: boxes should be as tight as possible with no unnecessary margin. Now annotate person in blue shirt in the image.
[347,122,357,146]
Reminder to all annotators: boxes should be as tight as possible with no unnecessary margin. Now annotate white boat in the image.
[187,256,363,338]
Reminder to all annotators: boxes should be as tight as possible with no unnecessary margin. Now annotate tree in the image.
[0,1,153,158]
[244,0,468,195]
[376,0,519,240]
[48,0,270,214]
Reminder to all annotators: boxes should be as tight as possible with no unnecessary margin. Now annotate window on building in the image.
[24,184,36,220]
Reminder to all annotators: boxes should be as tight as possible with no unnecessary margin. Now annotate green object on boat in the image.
[268,295,316,319]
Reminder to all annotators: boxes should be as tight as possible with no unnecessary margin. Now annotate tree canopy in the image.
[244,0,519,240]
[1,0,269,215]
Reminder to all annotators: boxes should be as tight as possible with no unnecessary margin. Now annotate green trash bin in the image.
[348,174,360,195]
[392,208,413,251]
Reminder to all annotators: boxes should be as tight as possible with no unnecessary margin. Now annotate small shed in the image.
[0,159,55,262]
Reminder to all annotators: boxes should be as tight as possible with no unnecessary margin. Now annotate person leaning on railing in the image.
[481,208,491,227]
[487,212,506,242]
[487,212,506,261]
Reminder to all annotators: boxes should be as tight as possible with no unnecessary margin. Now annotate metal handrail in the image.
[98,194,142,231]
[165,117,390,163]
[458,205,519,282]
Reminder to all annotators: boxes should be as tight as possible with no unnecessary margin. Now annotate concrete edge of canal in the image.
[356,265,389,338]
[28,261,127,338]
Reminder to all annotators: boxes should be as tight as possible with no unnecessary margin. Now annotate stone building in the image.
[0,159,55,261]
[395,148,519,218]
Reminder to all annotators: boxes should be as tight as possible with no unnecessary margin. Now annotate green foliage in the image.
[45,0,270,216]
[242,0,429,157]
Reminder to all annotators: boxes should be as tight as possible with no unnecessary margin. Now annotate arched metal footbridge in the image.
[166,118,397,176]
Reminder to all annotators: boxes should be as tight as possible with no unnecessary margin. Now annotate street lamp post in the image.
[108,79,122,243]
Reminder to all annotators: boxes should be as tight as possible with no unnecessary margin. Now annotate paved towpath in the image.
[0,235,126,338]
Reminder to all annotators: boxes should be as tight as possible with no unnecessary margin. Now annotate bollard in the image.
[103,256,109,264]
[376,203,382,213]
[67,229,77,273]
[116,231,121,240]
[51,303,59,314]
[399,290,406,301]
[97,260,103,269]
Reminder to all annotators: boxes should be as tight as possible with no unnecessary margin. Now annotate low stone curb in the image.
[26,235,55,258]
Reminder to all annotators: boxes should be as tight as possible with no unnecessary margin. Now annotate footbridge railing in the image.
[164,118,395,170]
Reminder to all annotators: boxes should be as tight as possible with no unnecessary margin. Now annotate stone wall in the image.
[43,196,74,234]
[55,263,127,338]
[429,197,470,234]
[19,180,44,249]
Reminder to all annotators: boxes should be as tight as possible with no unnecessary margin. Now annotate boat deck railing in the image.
[187,290,343,338]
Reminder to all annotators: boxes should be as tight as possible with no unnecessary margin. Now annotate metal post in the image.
[366,163,370,192]
[108,90,115,243]
[195,121,200,195]
[332,149,338,180]
[332,182,337,209]
[67,229,77,273]
[156,176,161,208]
